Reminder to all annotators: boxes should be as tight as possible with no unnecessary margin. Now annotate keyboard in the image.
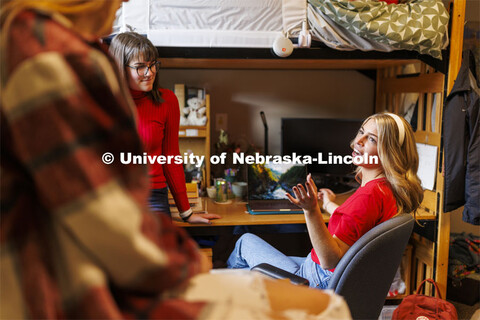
[248,200,300,211]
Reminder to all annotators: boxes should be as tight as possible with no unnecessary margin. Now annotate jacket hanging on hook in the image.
[443,50,480,225]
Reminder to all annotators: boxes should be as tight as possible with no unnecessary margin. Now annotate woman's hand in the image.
[286,174,319,212]
[318,188,336,208]
[187,213,221,224]
[318,188,338,214]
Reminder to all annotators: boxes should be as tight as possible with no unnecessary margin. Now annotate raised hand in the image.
[285,174,319,212]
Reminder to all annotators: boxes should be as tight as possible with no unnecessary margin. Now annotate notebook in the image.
[247,163,307,214]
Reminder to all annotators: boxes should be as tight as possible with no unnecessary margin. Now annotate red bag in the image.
[392,279,458,320]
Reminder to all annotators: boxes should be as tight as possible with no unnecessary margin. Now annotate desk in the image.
[174,191,354,228]
[174,192,354,263]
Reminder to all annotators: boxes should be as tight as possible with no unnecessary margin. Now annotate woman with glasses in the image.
[109,32,220,224]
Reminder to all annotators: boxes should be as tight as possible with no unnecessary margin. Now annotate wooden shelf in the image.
[178,95,211,187]
[179,126,208,138]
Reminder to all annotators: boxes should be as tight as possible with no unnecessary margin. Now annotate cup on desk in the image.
[214,178,229,203]
[232,182,247,199]
[206,186,216,199]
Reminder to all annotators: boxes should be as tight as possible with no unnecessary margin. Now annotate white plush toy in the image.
[186,97,207,126]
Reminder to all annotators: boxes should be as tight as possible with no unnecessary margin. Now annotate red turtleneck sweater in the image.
[131,88,190,213]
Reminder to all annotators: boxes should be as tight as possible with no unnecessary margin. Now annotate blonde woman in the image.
[228,113,423,289]
[1,1,350,319]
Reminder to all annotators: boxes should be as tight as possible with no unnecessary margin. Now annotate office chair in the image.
[252,214,414,320]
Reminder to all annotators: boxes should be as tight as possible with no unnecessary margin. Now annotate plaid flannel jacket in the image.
[1,10,205,319]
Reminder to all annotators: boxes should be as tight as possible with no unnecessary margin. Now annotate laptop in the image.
[247,163,307,214]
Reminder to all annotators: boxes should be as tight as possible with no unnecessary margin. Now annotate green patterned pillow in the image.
[309,0,449,59]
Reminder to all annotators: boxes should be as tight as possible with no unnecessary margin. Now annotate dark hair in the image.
[109,31,163,103]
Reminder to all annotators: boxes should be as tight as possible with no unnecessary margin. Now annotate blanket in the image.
[309,0,449,59]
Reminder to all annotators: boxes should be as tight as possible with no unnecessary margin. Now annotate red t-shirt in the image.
[311,178,397,265]
[132,88,190,212]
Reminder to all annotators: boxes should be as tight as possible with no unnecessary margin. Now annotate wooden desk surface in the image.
[174,191,354,227]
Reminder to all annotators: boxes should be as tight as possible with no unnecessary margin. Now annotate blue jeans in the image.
[227,233,333,289]
[148,188,171,217]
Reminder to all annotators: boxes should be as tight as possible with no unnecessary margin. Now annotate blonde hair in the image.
[1,0,121,85]
[109,32,163,103]
[356,113,424,215]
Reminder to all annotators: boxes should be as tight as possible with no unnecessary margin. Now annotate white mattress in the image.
[114,0,307,48]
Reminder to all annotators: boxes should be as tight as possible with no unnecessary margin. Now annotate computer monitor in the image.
[281,118,363,180]
[247,163,307,200]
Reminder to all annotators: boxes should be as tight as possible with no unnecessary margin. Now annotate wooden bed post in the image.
[447,0,466,94]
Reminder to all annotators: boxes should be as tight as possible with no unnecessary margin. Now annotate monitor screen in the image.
[281,118,363,178]
[247,163,307,200]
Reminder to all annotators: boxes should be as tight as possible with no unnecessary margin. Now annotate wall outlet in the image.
[215,113,228,131]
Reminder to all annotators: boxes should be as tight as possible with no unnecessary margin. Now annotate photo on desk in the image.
[247,163,307,214]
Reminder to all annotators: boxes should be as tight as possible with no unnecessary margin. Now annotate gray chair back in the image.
[327,214,414,320]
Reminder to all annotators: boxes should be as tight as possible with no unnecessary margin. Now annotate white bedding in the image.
[114,0,440,55]
[114,0,307,48]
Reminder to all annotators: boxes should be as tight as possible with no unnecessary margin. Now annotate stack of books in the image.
[168,182,203,214]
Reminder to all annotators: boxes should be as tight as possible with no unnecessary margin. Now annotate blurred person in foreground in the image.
[0,0,350,319]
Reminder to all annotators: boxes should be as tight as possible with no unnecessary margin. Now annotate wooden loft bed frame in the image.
[158,0,466,299]
[157,47,447,72]
[376,0,465,299]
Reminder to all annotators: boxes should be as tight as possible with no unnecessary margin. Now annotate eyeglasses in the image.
[126,61,160,76]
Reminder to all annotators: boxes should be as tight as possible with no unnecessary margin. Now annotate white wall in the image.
[159,69,374,155]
